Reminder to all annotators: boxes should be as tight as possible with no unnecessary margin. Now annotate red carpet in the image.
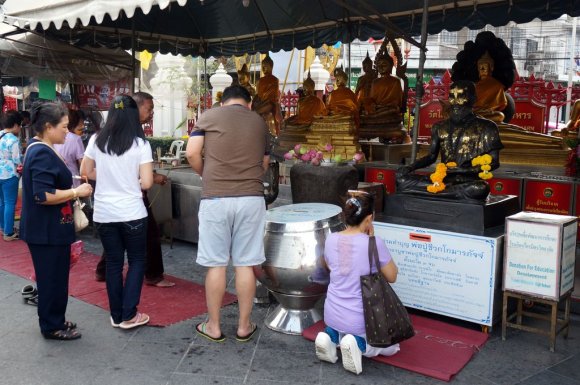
[303,315,488,382]
[0,240,237,327]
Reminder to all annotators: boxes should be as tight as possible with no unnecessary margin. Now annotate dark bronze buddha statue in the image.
[397,81,503,201]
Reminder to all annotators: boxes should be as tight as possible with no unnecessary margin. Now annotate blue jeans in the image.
[0,176,19,235]
[95,217,147,323]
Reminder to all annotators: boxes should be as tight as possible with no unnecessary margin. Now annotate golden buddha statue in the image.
[354,53,377,112]
[358,52,406,142]
[326,67,359,122]
[473,51,508,123]
[566,100,580,131]
[252,55,282,136]
[285,74,327,126]
[303,68,360,160]
[364,54,403,116]
[237,64,256,99]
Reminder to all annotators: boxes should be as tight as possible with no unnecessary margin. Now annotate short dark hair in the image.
[30,102,68,135]
[343,191,375,226]
[68,109,84,132]
[96,95,145,156]
[221,85,251,104]
[1,110,23,129]
[20,111,31,120]
[132,91,153,107]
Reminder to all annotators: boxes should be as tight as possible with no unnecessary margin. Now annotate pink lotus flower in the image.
[284,152,295,160]
[325,143,333,152]
[311,157,321,166]
[294,144,302,153]
[353,152,364,162]
[301,153,311,162]
[316,151,324,160]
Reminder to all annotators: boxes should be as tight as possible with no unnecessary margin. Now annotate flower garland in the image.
[427,162,456,193]
[471,154,493,180]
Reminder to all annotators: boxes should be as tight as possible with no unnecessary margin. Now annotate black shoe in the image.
[42,329,82,341]
[21,284,37,298]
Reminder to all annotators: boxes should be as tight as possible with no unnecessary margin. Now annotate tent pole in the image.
[410,0,429,163]
[204,57,208,113]
[131,20,136,94]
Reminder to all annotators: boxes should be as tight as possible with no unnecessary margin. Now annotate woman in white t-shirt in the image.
[81,95,153,330]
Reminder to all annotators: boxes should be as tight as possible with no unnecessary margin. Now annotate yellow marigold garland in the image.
[471,154,493,180]
[427,163,447,193]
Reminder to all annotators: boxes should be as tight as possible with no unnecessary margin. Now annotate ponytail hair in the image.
[343,190,374,226]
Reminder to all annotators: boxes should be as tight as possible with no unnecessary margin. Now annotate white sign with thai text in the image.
[373,222,502,326]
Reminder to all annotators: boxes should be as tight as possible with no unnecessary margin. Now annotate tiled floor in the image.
[0,231,578,385]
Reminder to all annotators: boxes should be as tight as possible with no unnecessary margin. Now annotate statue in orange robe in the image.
[354,53,377,112]
[285,74,327,126]
[473,51,508,123]
[237,63,256,99]
[364,54,403,117]
[566,100,580,131]
[326,68,358,122]
[252,55,282,136]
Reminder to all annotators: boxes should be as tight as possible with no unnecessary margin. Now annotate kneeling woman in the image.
[20,102,93,340]
[315,191,400,374]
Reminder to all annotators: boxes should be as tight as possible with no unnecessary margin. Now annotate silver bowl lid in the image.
[265,203,343,233]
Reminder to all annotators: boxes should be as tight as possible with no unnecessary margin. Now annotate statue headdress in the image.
[303,71,315,90]
[262,54,274,67]
[238,63,250,76]
[362,51,373,66]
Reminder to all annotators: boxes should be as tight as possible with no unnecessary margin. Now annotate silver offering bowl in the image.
[254,203,345,335]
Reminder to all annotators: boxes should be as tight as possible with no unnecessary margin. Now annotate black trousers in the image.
[95,195,164,283]
[28,243,71,334]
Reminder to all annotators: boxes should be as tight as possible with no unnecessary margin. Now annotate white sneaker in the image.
[315,332,338,363]
[340,334,363,375]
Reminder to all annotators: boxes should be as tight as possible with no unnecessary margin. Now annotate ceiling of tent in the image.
[0,24,136,83]
[1,0,579,58]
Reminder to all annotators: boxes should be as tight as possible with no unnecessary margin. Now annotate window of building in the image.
[440,30,458,45]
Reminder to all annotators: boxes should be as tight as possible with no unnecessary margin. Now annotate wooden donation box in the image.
[502,212,577,351]
[373,222,504,328]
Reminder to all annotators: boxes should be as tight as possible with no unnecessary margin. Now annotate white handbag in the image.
[73,198,89,232]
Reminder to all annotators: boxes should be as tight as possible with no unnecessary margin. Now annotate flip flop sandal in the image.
[196,322,226,343]
[119,312,150,330]
[42,329,82,341]
[24,294,38,306]
[21,285,37,298]
[235,323,258,342]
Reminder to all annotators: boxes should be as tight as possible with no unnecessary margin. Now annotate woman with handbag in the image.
[315,191,400,374]
[19,102,93,340]
[80,95,153,330]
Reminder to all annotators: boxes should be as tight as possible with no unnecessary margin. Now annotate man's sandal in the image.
[64,321,77,330]
[42,329,82,341]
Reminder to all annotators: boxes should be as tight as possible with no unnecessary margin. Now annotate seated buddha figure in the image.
[473,51,508,123]
[325,67,359,124]
[252,55,282,136]
[354,53,377,113]
[363,54,403,119]
[237,63,256,99]
[285,74,327,126]
[566,100,580,131]
[397,81,503,201]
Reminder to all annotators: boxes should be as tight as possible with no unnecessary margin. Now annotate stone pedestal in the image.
[381,194,520,235]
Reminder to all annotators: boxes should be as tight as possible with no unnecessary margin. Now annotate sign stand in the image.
[501,290,571,352]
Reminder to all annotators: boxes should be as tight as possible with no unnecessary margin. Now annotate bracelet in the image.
[72,188,78,199]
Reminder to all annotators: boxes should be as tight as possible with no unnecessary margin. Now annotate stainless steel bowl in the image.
[254,203,345,334]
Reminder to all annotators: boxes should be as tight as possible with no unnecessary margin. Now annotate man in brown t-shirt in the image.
[186,85,270,343]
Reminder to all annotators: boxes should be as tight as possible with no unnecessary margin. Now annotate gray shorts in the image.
[196,196,266,267]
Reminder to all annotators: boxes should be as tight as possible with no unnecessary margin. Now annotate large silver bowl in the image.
[254,203,345,334]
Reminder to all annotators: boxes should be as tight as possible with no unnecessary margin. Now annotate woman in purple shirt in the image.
[315,191,400,375]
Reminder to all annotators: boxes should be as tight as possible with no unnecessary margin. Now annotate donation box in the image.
[504,212,577,300]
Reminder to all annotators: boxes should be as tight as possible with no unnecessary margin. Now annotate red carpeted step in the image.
[303,317,488,382]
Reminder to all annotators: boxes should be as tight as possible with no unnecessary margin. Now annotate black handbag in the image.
[360,236,415,347]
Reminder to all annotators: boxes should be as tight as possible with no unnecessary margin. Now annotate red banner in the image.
[510,101,546,134]
[418,100,443,139]
[488,177,523,197]
[523,180,573,215]
[365,167,397,194]
[75,81,131,110]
